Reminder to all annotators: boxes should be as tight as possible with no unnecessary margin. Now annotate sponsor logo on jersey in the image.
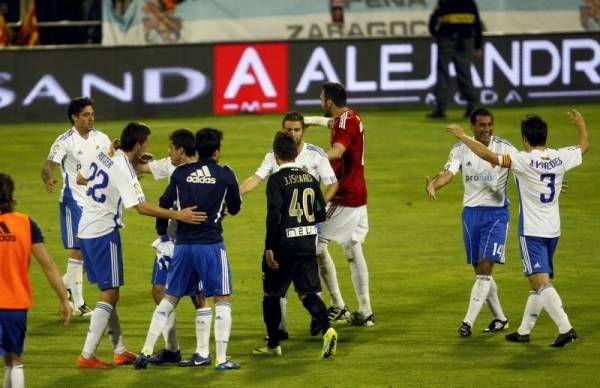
[186,166,216,184]
[465,174,496,182]
[0,221,16,242]
[214,43,288,114]
[286,225,318,238]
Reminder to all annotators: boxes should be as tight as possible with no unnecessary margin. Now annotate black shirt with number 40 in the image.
[265,164,326,256]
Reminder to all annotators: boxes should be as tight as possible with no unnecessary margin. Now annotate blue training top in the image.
[156,157,241,244]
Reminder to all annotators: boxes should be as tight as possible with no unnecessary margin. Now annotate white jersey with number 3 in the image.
[445,136,516,207]
[506,146,582,237]
[78,149,146,238]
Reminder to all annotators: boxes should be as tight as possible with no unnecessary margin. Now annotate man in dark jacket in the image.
[427,0,483,119]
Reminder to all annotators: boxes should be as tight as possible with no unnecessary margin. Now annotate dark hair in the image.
[273,131,298,163]
[470,107,494,125]
[169,128,196,157]
[0,172,16,213]
[195,127,223,157]
[321,82,347,107]
[68,97,93,124]
[521,115,548,147]
[120,122,151,152]
[281,111,305,129]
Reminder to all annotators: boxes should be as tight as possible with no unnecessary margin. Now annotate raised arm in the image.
[447,124,500,166]
[568,109,589,155]
[304,116,333,128]
[31,243,71,325]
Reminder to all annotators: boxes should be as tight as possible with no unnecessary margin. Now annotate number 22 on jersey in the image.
[86,162,109,203]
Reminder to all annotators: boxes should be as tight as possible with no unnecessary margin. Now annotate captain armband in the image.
[499,154,511,168]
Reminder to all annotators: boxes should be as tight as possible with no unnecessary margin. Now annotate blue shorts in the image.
[0,310,27,356]
[80,229,124,291]
[166,242,232,298]
[151,259,168,286]
[519,235,559,278]
[462,206,509,265]
[60,201,82,249]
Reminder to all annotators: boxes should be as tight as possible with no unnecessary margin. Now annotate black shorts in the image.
[262,252,321,298]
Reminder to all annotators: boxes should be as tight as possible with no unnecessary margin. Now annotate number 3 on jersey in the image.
[288,188,316,223]
[540,173,556,203]
[86,162,109,203]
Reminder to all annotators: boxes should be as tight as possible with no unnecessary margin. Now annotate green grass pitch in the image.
[0,105,598,387]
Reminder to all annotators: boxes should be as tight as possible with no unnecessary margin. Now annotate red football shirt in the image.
[330,109,367,207]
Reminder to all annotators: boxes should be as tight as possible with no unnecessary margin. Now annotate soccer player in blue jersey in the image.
[41,97,112,318]
[447,109,589,347]
[426,108,516,337]
[136,129,211,366]
[75,123,205,369]
[134,127,243,371]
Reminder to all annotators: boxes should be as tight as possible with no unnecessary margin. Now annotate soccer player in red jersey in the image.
[314,82,374,326]
[0,172,71,388]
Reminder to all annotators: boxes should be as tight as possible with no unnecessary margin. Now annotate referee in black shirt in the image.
[253,132,337,359]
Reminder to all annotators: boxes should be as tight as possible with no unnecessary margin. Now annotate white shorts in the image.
[319,204,368,245]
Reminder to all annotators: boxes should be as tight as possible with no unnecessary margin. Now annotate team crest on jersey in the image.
[52,144,61,152]
[187,166,216,184]
[133,182,143,195]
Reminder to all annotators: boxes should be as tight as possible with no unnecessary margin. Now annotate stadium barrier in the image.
[0,32,599,122]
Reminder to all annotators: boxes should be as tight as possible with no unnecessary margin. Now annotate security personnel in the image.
[427,0,483,119]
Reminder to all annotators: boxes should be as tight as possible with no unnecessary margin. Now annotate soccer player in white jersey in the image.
[75,122,205,368]
[426,108,516,337]
[41,97,112,318]
[446,109,589,347]
[240,111,338,340]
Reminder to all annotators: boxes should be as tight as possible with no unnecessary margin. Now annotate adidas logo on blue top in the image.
[187,166,216,184]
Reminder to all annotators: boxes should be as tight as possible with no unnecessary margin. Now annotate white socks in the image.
[163,310,179,352]
[3,365,23,388]
[107,307,126,354]
[81,302,113,359]
[517,291,542,335]
[538,284,573,334]
[64,258,85,308]
[279,297,288,331]
[317,242,345,308]
[486,276,507,321]
[214,302,232,364]
[195,307,212,358]
[142,299,176,355]
[345,241,372,317]
[463,275,492,326]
